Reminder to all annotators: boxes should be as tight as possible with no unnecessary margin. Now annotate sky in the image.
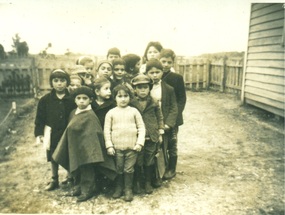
[0,0,273,57]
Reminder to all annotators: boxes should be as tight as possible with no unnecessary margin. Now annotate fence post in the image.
[206,59,211,90]
[220,57,226,92]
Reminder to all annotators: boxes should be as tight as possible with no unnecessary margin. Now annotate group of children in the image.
[34,42,186,203]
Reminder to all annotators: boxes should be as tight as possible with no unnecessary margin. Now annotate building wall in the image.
[242,3,285,117]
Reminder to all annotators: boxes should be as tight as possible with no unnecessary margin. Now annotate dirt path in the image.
[0,91,284,214]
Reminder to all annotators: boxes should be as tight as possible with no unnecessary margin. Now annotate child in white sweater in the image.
[104,84,145,202]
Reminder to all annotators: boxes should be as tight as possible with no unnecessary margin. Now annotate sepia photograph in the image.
[0,0,284,214]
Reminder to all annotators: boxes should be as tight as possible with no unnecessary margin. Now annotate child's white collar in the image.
[75,104,92,115]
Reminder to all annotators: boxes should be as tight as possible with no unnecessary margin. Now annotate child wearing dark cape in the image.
[52,86,116,202]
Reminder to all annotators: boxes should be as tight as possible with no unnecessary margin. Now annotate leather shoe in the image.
[152,178,162,188]
[44,181,59,191]
[163,170,176,180]
[76,193,93,202]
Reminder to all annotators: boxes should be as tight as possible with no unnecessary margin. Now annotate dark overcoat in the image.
[34,89,76,161]
[91,99,116,128]
[52,109,116,180]
[160,81,178,128]
[162,71,186,126]
[130,96,164,143]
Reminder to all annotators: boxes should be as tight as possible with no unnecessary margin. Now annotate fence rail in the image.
[0,56,244,97]
[177,57,244,94]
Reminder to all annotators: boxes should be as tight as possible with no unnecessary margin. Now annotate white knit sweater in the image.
[104,106,145,150]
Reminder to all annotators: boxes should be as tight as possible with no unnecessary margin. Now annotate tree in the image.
[12,33,29,57]
[0,44,6,59]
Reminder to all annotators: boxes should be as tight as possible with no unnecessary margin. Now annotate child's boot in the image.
[45,175,59,191]
[163,156,177,180]
[124,172,134,202]
[144,166,153,194]
[112,174,123,199]
[133,165,142,194]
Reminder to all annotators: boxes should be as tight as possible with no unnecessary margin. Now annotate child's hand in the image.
[107,147,115,156]
[164,124,171,131]
[159,134,163,144]
[133,144,142,152]
[36,136,43,145]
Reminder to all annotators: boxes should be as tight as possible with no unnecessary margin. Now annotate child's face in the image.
[147,46,160,61]
[134,84,150,99]
[75,94,91,110]
[95,82,112,100]
[113,64,126,80]
[83,62,94,73]
[115,90,130,108]
[146,67,163,84]
[160,57,174,72]
[97,63,112,78]
[52,78,67,93]
[107,54,119,61]
[68,78,82,92]
[134,61,141,73]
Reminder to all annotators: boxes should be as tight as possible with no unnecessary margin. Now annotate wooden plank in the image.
[246,66,284,76]
[249,28,283,40]
[245,79,285,93]
[245,85,284,102]
[245,73,285,85]
[250,19,284,32]
[247,59,284,69]
[251,9,284,25]
[245,98,284,117]
[189,64,193,89]
[248,36,282,46]
[251,3,273,11]
[251,4,283,18]
[247,52,284,60]
[248,44,284,53]
[244,92,284,109]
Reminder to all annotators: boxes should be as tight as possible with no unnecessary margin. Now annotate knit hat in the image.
[145,59,163,72]
[73,86,94,98]
[107,47,121,57]
[96,60,113,71]
[49,69,70,87]
[122,54,141,73]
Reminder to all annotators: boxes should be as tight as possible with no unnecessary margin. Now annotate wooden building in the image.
[241,3,284,117]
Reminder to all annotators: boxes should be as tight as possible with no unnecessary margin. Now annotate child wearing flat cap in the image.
[53,86,116,202]
[34,69,76,191]
[130,74,164,194]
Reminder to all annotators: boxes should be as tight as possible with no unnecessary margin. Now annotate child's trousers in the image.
[115,149,138,174]
[78,164,96,195]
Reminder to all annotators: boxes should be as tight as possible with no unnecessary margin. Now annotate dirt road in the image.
[0,91,284,214]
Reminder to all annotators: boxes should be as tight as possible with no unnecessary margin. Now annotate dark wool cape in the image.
[52,109,116,180]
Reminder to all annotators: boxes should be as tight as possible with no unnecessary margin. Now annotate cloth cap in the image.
[73,86,94,98]
[131,74,153,86]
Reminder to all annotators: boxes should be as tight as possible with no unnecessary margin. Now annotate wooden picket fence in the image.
[176,57,244,94]
[0,56,244,97]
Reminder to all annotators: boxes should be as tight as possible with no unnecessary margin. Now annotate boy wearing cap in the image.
[160,49,186,180]
[107,47,121,61]
[145,59,178,187]
[130,74,164,194]
[75,57,95,86]
[53,86,116,202]
[34,69,76,191]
